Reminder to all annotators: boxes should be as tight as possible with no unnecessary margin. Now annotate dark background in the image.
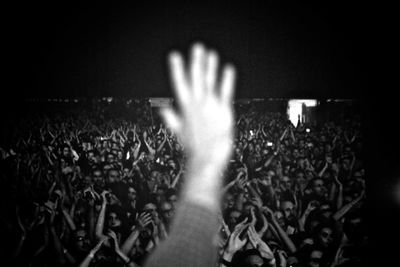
[3,1,399,266]
[7,1,369,99]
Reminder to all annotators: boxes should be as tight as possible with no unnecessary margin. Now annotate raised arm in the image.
[95,191,108,240]
[144,43,236,267]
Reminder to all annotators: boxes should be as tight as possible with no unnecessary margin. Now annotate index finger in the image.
[168,52,190,107]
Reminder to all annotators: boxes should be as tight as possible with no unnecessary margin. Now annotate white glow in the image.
[287,99,317,127]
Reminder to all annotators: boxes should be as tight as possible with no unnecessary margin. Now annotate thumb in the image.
[160,108,182,134]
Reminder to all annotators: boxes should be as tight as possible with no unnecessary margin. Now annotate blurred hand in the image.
[161,43,236,165]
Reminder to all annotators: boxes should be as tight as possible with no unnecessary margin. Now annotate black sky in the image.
[9,1,369,99]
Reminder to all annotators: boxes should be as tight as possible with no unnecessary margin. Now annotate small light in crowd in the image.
[267,142,273,146]
[306,128,310,133]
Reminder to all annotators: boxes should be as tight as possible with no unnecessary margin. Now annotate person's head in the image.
[160,201,174,225]
[274,210,286,228]
[311,178,325,197]
[111,142,119,150]
[166,159,177,171]
[155,187,166,205]
[297,157,305,169]
[324,143,332,154]
[106,168,120,185]
[343,210,365,244]
[117,150,123,161]
[62,145,70,158]
[87,150,95,161]
[222,192,235,210]
[127,186,137,202]
[318,202,334,219]
[102,139,109,149]
[247,142,254,153]
[106,152,115,164]
[292,148,300,159]
[255,143,261,153]
[315,224,334,248]
[92,168,104,188]
[280,200,296,221]
[238,140,243,149]
[306,249,324,267]
[83,175,93,187]
[73,229,91,252]
[166,189,178,210]
[305,169,314,181]
[244,254,264,267]
[235,249,264,267]
[281,176,292,191]
[226,208,242,230]
[102,164,112,174]
[106,209,122,230]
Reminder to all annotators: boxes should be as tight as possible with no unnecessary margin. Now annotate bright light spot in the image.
[287,99,317,127]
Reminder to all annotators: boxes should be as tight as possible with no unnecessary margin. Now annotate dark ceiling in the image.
[7,1,370,99]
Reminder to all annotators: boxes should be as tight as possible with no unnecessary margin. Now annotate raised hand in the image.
[136,212,152,231]
[306,200,319,213]
[247,225,274,260]
[159,43,236,210]
[225,218,249,255]
[107,229,120,251]
[161,43,236,165]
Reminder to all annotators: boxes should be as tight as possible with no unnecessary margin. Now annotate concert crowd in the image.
[0,99,365,267]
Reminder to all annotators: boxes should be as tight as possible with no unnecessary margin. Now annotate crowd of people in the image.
[0,99,365,267]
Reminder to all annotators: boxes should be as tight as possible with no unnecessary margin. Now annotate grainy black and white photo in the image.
[1,2,397,267]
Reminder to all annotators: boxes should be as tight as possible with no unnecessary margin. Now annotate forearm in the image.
[144,202,219,267]
[318,164,328,177]
[183,156,227,211]
[271,219,297,253]
[62,209,77,231]
[333,197,361,221]
[336,185,343,210]
[78,253,94,267]
[170,172,183,189]
[50,226,67,265]
[12,235,26,259]
[298,210,311,232]
[116,248,131,264]
[95,203,107,238]
[121,228,140,255]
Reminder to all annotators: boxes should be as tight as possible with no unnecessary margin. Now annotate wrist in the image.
[222,251,234,262]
